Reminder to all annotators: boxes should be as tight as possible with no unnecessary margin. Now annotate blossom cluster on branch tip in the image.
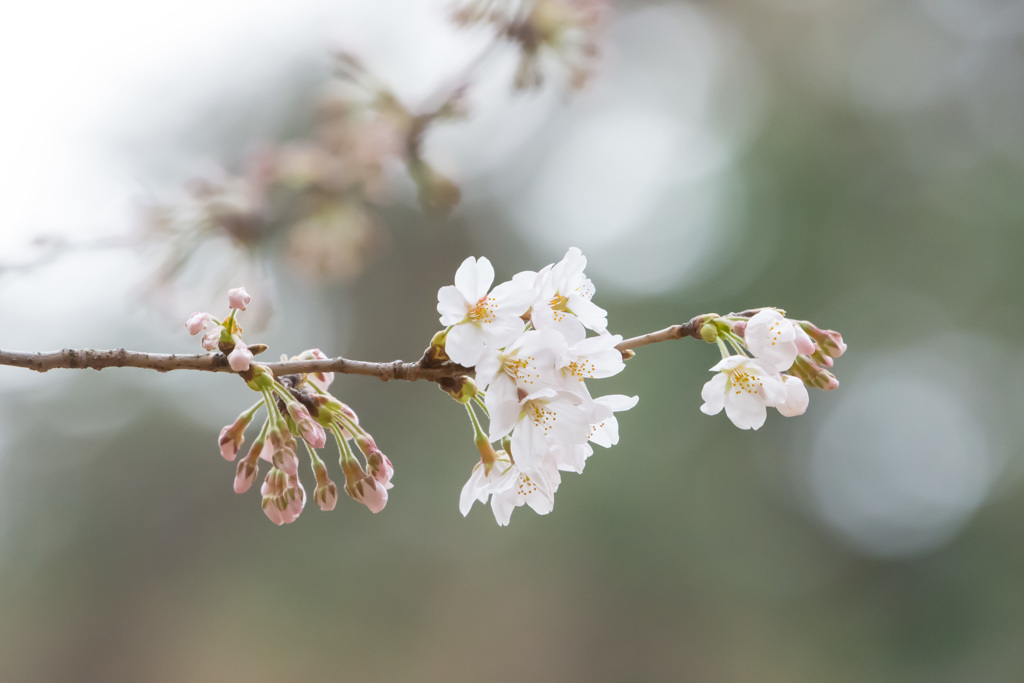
[434,247,637,526]
[193,290,393,524]
[698,309,847,430]
[186,287,256,371]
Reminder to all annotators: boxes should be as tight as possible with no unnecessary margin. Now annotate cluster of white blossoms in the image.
[699,309,846,430]
[436,247,637,526]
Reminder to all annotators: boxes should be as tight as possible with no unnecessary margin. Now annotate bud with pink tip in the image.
[186,312,212,335]
[799,321,847,359]
[202,328,221,351]
[312,460,338,511]
[234,440,263,494]
[260,468,306,525]
[228,342,253,371]
[228,287,251,311]
[341,456,388,513]
[356,434,394,490]
[287,402,327,449]
[218,409,256,461]
[268,431,299,476]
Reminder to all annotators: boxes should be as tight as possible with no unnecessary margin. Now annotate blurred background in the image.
[2,0,1024,680]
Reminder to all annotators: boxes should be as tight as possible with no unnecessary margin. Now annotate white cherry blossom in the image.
[529,247,608,335]
[553,328,626,389]
[744,309,815,372]
[437,256,530,366]
[474,328,565,394]
[486,384,593,470]
[459,454,561,526]
[700,356,787,430]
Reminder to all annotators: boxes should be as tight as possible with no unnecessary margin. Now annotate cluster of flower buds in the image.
[192,291,394,524]
[186,287,258,372]
[697,309,847,430]
[432,247,637,526]
[452,0,610,91]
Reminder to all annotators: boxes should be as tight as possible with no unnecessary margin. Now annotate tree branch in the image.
[0,318,709,381]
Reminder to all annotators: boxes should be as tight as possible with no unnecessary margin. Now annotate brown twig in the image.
[0,320,707,381]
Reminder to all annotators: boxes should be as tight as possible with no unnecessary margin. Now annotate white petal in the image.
[700,374,728,415]
[454,256,494,302]
[777,376,809,417]
[490,492,516,526]
[437,285,468,325]
[481,315,527,350]
[724,393,768,430]
[567,295,608,333]
[459,466,487,516]
[445,323,487,367]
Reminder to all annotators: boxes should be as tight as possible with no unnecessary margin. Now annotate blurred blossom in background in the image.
[3,0,1024,680]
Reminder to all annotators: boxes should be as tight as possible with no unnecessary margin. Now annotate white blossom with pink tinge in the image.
[437,256,531,367]
[528,247,608,336]
[700,356,788,430]
[744,309,814,372]
[459,454,561,526]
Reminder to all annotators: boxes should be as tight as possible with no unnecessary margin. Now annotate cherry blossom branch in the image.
[0,319,708,380]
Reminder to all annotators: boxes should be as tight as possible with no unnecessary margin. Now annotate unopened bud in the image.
[186,312,212,335]
[228,287,250,311]
[421,329,451,368]
[228,342,253,372]
[700,323,718,343]
[439,375,477,404]
[234,456,260,494]
[799,322,847,359]
[314,481,338,511]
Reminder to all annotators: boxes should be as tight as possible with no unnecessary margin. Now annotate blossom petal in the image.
[445,322,487,367]
[437,285,468,325]
[700,374,728,415]
[777,376,809,417]
[454,256,494,302]
[724,393,768,430]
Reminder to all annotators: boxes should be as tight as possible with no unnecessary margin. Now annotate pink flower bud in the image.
[228,343,253,371]
[794,326,816,356]
[287,403,326,449]
[185,312,211,335]
[260,468,305,524]
[202,328,221,352]
[234,457,259,494]
[218,425,241,461]
[314,481,338,511]
[218,410,255,461]
[228,287,251,311]
[357,435,394,490]
[272,445,299,477]
[345,475,388,513]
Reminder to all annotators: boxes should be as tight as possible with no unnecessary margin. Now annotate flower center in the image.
[503,355,539,385]
[516,473,539,499]
[527,402,556,434]
[729,368,765,396]
[468,296,497,323]
[567,359,595,380]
